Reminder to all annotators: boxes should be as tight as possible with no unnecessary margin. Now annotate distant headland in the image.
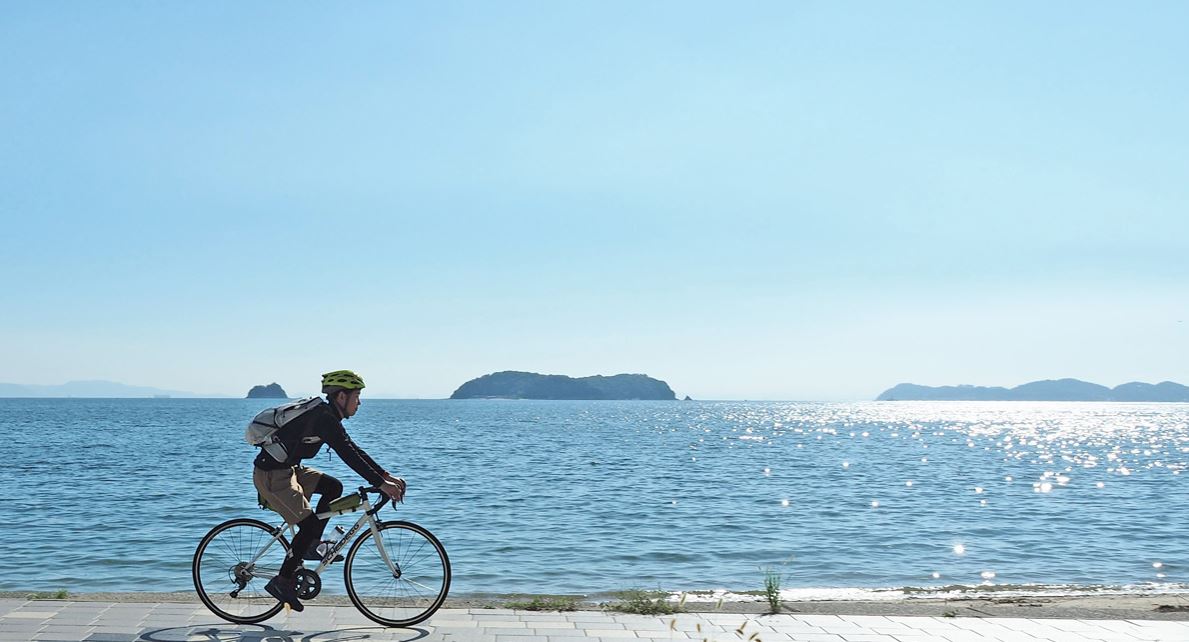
[246,383,289,399]
[0,380,203,398]
[450,371,677,400]
[877,378,1189,401]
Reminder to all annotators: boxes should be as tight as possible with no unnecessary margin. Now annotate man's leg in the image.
[297,466,343,516]
[254,467,321,611]
[314,475,344,513]
[281,467,333,575]
[296,468,342,560]
[282,513,327,575]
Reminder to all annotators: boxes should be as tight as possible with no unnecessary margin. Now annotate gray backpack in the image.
[244,397,323,462]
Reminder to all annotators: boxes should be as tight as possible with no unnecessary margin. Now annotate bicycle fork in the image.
[368,517,402,579]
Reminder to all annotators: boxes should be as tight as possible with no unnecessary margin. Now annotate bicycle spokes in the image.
[343,521,451,627]
[193,519,289,624]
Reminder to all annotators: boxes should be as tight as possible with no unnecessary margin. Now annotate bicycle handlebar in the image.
[359,486,393,515]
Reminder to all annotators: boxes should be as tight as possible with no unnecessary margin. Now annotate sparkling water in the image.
[2,399,1186,598]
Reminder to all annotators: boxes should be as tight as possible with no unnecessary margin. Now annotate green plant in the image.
[506,596,579,611]
[942,608,959,618]
[761,567,783,613]
[28,589,68,600]
[608,589,682,615]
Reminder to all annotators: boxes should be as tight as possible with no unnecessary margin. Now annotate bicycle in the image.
[192,486,450,627]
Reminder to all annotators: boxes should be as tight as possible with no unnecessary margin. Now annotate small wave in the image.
[897,582,1189,599]
[657,582,1189,604]
[666,587,906,603]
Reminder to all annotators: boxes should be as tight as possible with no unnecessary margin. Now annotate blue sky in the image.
[2,2,1186,400]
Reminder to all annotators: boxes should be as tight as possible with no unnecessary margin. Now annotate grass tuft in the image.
[761,567,783,613]
[28,589,68,600]
[506,596,580,611]
[608,589,682,615]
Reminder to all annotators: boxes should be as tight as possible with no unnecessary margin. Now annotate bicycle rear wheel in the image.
[193,518,289,624]
[343,520,451,627]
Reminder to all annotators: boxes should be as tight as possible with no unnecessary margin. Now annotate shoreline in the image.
[4,590,1188,621]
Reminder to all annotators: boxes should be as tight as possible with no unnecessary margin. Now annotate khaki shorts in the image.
[253,465,326,525]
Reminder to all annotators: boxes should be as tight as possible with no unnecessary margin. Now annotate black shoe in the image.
[265,575,304,612]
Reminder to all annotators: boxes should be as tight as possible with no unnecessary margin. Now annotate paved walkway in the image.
[2,599,1188,642]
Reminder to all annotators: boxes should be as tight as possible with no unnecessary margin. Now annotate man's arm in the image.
[316,418,386,487]
[314,411,405,501]
[356,447,389,480]
[351,438,407,501]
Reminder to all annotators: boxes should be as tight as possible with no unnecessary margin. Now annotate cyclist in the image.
[254,369,406,611]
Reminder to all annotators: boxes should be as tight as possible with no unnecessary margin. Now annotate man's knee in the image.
[319,475,343,500]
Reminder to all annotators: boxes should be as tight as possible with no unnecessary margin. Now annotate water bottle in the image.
[316,526,347,560]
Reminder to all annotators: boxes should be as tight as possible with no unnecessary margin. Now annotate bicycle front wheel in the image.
[192,518,289,624]
[343,520,451,627]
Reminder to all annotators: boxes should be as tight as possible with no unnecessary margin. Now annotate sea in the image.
[2,398,1187,601]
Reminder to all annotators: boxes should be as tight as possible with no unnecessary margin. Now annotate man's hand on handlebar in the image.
[380,473,406,503]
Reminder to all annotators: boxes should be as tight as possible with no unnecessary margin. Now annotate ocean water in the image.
[2,399,1187,599]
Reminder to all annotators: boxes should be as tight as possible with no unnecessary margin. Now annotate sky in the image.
[1,2,1186,400]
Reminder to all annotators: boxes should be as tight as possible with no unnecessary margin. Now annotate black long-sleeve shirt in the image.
[253,401,386,486]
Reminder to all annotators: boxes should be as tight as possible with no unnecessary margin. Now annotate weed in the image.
[732,620,764,642]
[608,589,682,615]
[761,567,782,613]
[28,589,68,600]
[942,608,959,618]
[690,619,765,642]
[506,596,579,611]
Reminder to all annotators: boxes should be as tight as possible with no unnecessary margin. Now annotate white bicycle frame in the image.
[246,493,400,579]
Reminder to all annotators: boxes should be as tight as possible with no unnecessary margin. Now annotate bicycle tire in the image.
[193,518,289,624]
[343,520,451,627]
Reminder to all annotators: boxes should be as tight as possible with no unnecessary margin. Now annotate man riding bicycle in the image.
[253,370,406,611]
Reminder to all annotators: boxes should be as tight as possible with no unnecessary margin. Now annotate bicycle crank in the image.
[293,568,321,600]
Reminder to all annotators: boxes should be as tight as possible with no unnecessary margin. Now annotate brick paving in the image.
[2,599,1188,642]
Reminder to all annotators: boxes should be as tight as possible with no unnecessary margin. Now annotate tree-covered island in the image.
[450,371,677,400]
[246,383,289,399]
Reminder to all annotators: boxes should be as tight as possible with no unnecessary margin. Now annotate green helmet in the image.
[322,370,365,392]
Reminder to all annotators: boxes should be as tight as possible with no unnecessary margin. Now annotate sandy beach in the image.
[5,591,1187,621]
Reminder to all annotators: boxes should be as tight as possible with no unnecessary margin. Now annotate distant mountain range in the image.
[0,380,207,398]
[451,371,677,400]
[877,379,1189,401]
